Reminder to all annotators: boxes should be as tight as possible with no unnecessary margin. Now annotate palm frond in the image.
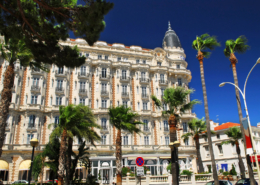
[181,133,193,141]
[151,95,162,109]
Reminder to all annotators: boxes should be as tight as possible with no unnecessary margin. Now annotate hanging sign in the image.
[242,117,253,154]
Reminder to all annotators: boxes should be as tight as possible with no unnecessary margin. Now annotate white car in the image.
[206,180,232,185]
[12,180,29,184]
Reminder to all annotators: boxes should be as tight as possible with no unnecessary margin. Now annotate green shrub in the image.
[219,169,223,173]
[166,163,172,174]
[181,170,193,176]
[122,167,131,177]
[229,165,237,175]
[223,171,229,176]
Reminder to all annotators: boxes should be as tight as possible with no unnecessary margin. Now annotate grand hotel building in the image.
[0,23,197,183]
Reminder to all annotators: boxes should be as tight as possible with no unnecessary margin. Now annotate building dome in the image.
[162,22,182,48]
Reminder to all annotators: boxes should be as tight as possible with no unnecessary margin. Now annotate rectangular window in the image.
[141,72,145,80]
[143,102,147,110]
[57,80,63,89]
[163,103,167,111]
[101,135,106,145]
[58,67,64,74]
[102,100,107,108]
[165,136,169,145]
[160,74,164,82]
[178,78,182,86]
[123,58,128,61]
[31,96,38,104]
[98,55,102,59]
[177,64,180,69]
[184,138,189,146]
[164,121,169,131]
[183,122,187,133]
[105,55,109,60]
[86,53,89,57]
[56,97,62,105]
[81,66,86,75]
[117,57,121,61]
[143,60,146,64]
[80,82,86,90]
[157,62,162,66]
[101,118,107,129]
[144,136,149,145]
[143,120,148,131]
[102,68,107,78]
[216,134,220,139]
[27,134,34,144]
[80,98,85,105]
[29,115,35,127]
[136,59,140,64]
[122,85,127,93]
[32,78,39,86]
[101,83,107,92]
[123,101,127,108]
[142,87,146,95]
[161,88,165,96]
[122,70,127,79]
[123,136,128,145]
[218,145,223,154]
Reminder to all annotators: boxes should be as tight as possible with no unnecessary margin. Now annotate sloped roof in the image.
[214,122,240,131]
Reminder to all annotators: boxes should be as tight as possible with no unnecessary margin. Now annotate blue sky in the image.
[74,0,260,126]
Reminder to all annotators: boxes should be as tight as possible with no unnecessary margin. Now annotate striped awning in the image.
[0,160,8,170]
[19,160,31,170]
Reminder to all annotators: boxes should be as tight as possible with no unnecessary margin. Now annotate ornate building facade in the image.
[0,23,197,183]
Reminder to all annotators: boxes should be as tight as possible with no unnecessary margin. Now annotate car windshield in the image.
[237,179,246,184]
[206,182,212,185]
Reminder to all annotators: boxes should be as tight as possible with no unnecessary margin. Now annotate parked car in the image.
[206,180,232,185]
[12,180,29,184]
[235,178,258,185]
[45,179,58,183]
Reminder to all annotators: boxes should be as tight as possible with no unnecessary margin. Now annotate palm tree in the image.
[0,37,36,157]
[50,104,100,185]
[151,87,199,185]
[108,105,143,185]
[224,36,250,180]
[192,33,220,185]
[181,118,206,173]
[221,127,245,177]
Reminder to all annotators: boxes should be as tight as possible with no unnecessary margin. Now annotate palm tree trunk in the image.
[195,136,204,173]
[66,137,73,185]
[116,129,122,185]
[230,56,248,180]
[197,52,219,185]
[236,143,246,178]
[168,114,178,185]
[0,63,15,157]
[58,129,67,185]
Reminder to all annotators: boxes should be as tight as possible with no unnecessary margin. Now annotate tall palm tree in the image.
[151,87,199,185]
[108,105,143,185]
[192,33,220,185]
[221,126,245,177]
[181,118,207,173]
[224,36,251,181]
[50,104,100,185]
[0,37,36,157]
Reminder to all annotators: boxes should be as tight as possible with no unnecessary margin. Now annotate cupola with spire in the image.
[162,21,182,49]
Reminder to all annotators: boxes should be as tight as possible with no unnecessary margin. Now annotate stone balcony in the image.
[31,69,44,75]
[27,126,37,132]
[31,85,41,93]
[121,92,129,99]
[139,78,150,84]
[79,89,88,96]
[120,76,131,82]
[55,70,68,77]
[141,93,149,100]
[78,72,90,79]
[101,90,109,97]
[55,87,65,95]
[99,74,110,81]
[159,80,168,86]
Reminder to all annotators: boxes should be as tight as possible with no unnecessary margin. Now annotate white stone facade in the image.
[0,27,197,183]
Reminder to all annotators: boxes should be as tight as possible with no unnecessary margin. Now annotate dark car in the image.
[235,178,258,185]
[45,180,58,183]
[206,180,232,185]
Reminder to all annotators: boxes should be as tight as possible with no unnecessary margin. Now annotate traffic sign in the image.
[136,157,144,167]
[136,166,144,176]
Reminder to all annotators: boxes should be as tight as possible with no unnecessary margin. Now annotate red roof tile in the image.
[214,122,240,131]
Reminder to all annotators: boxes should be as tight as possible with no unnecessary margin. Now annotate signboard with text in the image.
[136,166,144,176]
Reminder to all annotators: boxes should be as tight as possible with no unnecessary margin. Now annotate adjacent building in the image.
[0,23,197,183]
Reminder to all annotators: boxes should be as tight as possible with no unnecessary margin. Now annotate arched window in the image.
[29,115,36,127]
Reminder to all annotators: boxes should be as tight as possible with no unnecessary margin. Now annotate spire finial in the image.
[168,21,172,31]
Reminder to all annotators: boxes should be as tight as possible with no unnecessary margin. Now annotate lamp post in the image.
[28,138,39,185]
[169,141,180,185]
[219,57,260,181]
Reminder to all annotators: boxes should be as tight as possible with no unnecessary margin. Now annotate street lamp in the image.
[219,57,260,181]
[28,138,39,185]
[169,141,180,185]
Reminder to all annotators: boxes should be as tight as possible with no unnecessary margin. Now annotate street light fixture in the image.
[219,57,260,181]
[169,141,180,185]
[28,138,39,185]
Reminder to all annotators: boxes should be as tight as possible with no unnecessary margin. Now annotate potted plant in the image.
[218,169,224,180]
[229,164,237,181]
[223,172,229,180]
